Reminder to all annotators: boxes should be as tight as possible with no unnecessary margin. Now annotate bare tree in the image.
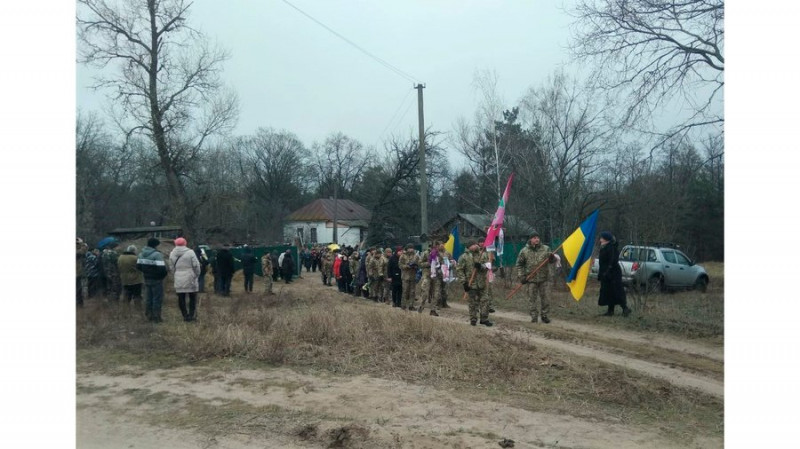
[568,0,724,146]
[311,133,371,198]
[519,71,610,237]
[77,0,239,240]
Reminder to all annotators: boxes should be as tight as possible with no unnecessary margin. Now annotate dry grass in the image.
[481,263,724,341]
[77,288,723,442]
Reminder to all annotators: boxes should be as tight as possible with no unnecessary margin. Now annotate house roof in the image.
[431,213,535,238]
[110,225,182,234]
[284,199,372,223]
[458,213,535,235]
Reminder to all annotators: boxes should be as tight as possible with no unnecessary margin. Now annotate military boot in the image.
[479,320,494,327]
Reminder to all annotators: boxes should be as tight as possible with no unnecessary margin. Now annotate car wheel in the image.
[646,275,664,294]
[694,276,708,293]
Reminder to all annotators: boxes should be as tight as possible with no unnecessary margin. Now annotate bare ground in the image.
[77,273,723,448]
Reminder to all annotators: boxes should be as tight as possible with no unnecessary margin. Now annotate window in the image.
[647,250,657,262]
[310,228,317,243]
[297,228,304,239]
[674,252,691,265]
[662,251,676,263]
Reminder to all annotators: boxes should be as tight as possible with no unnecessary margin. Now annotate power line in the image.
[281,0,420,84]
[375,88,415,148]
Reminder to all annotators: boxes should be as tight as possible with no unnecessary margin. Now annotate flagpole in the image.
[504,241,565,301]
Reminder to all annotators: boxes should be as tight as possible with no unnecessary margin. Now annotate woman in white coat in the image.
[169,237,201,322]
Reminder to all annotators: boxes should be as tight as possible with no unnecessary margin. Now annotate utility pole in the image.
[416,83,427,248]
[332,179,339,244]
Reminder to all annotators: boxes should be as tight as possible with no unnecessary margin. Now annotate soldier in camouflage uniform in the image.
[398,244,419,310]
[379,248,393,302]
[321,249,334,286]
[367,248,384,302]
[364,248,376,299]
[417,241,443,316]
[457,240,492,326]
[515,231,556,323]
[101,242,121,301]
[261,251,274,295]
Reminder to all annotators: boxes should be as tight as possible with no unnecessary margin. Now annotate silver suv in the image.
[591,244,710,293]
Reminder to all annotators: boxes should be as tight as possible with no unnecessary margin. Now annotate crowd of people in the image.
[76,229,628,326]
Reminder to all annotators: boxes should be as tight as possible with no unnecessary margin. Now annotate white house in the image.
[283,199,371,247]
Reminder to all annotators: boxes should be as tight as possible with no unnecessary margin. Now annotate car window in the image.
[674,252,691,265]
[621,247,633,261]
[647,250,656,262]
[662,251,676,263]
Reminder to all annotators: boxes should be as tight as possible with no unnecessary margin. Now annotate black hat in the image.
[529,231,540,239]
[147,237,160,248]
[600,231,614,241]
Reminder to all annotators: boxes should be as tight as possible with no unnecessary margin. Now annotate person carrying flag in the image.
[515,231,556,323]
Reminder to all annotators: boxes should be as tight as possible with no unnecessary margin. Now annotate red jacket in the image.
[333,256,342,278]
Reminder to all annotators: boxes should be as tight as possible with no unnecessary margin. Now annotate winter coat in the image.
[169,246,201,293]
[515,242,553,284]
[281,253,295,276]
[216,249,235,277]
[118,251,144,286]
[84,251,101,278]
[195,248,209,275]
[356,256,368,285]
[137,246,168,283]
[388,253,402,287]
[340,259,353,285]
[333,256,342,278]
[598,240,627,306]
[457,249,490,290]
[241,252,257,275]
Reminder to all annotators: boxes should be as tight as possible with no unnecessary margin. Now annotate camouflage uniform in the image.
[368,251,387,301]
[398,248,419,310]
[515,241,554,322]
[378,251,391,302]
[261,254,274,294]
[101,247,121,301]
[321,251,334,286]
[417,248,443,315]
[457,247,490,324]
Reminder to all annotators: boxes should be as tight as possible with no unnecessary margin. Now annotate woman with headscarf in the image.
[118,244,144,307]
[597,231,631,317]
[169,237,201,322]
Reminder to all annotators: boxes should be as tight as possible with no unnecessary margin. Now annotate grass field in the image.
[77,264,725,445]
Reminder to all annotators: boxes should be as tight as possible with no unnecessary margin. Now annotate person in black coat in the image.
[340,255,353,293]
[281,249,295,283]
[388,248,403,307]
[597,231,631,317]
[216,245,235,296]
[271,252,281,281]
[240,246,257,293]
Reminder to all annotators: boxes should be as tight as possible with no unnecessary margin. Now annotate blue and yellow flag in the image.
[444,225,462,260]
[563,210,599,301]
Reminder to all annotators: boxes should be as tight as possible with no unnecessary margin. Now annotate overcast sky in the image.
[76,0,578,163]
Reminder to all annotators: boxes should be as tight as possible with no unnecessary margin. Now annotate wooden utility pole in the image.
[416,83,427,248]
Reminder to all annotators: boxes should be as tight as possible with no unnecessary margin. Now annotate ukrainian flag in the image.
[563,210,599,301]
[444,225,462,260]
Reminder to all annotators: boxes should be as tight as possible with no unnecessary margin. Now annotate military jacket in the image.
[261,254,273,276]
[515,242,552,283]
[398,250,419,281]
[456,249,490,290]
